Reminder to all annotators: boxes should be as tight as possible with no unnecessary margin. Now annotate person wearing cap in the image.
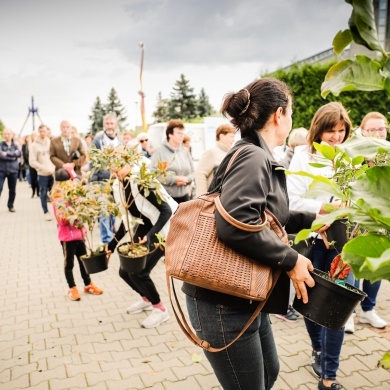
[136,132,155,158]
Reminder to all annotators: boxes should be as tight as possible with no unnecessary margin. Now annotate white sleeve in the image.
[286,147,323,214]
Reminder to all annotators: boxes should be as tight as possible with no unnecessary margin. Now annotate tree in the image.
[152,92,170,123]
[89,97,106,135]
[167,74,198,120]
[105,88,128,131]
[196,88,215,117]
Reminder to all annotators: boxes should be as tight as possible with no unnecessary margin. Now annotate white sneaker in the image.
[359,310,387,329]
[126,300,153,314]
[344,313,355,334]
[44,213,52,221]
[141,308,170,328]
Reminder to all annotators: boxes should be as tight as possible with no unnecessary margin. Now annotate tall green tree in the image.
[105,88,128,130]
[196,88,215,117]
[0,119,5,139]
[152,92,170,123]
[167,74,198,120]
[89,97,106,135]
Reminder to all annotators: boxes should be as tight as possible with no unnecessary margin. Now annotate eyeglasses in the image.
[362,127,388,134]
[140,139,148,143]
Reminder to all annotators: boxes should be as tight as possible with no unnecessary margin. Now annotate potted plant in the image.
[286,136,390,329]
[88,144,169,273]
[54,178,119,273]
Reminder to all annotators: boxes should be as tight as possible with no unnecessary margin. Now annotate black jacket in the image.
[182,132,315,314]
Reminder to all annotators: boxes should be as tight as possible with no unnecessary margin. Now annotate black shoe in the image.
[318,379,343,389]
[311,349,321,378]
[8,208,15,212]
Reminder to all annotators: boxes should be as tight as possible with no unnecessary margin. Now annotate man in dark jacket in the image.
[0,128,22,212]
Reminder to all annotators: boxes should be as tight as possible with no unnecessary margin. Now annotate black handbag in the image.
[288,234,315,260]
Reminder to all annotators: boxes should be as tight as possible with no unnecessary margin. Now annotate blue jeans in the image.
[354,279,381,312]
[0,171,18,208]
[304,239,355,381]
[99,214,115,244]
[186,296,279,390]
[38,175,54,214]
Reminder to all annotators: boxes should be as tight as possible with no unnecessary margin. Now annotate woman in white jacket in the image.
[287,102,353,390]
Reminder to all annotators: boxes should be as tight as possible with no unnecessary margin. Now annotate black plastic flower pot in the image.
[117,243,148,273]
[326,218,349,248]
[293,269,367,330]
[81,252,108,274]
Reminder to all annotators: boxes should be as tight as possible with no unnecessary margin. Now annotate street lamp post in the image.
[138,42,147,131]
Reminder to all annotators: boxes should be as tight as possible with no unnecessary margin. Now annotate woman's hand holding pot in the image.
[287,254,315,304]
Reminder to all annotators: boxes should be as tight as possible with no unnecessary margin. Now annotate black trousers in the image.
[61,240,91,288]
[119,247,164,304]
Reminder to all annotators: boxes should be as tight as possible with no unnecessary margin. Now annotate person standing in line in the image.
[0,128,22,212]
[287,102,354,390]
[106,158,176,328]
[29,132,40,198]
[194,123,236,197]
[183,78,317,390]
[51,179,103,301]
[29,124,55,221]
[344,111,388,333]
[136,132,155,158]
[150,119,194,204]
[50,120,86,179]
[90,113,124,245]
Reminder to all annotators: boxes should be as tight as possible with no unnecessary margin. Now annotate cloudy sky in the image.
[0,0,352,136]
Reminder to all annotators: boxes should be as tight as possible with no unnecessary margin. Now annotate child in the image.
[52,177,103,301]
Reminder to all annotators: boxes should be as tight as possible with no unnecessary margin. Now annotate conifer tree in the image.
[152,92,170,123]
[88,97,106,135]
[167,74,198,120]
[196,88,215,117]
[105,88,128,130]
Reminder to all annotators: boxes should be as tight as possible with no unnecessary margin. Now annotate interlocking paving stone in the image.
[1,182,390,389]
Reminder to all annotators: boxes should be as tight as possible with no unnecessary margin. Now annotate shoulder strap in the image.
[167,270,281,353]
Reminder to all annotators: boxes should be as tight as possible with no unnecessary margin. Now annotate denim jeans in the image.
[38,175,54,214]
[186,296,279,390]
[304,239,355,381]
[0,171,18,208]
[354,279,381,311]
[99,214,115,244]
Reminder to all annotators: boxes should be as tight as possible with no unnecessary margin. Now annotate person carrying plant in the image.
[105,156,177,329]
[51,177,104,301]
[287,102,354,390]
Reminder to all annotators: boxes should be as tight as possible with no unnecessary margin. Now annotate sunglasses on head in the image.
[140,139,148,143]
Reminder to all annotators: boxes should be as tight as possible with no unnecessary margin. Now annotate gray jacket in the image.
[150,140,194,199]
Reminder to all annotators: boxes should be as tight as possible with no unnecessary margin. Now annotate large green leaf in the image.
[333,29,353,55]
[346,0,383,53]
[349,166,390,229]
[337,136,390,159]
[321,56,385,98]
[342,235,390,281]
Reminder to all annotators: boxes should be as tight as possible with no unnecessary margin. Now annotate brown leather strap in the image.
[167,270,281,352]
[215,196,268,232]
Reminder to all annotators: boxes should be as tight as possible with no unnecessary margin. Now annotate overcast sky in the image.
[0,0,352,136]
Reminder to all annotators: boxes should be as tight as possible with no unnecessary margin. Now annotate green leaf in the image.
[342,235,390,281]
[351,155,365,166]
[378,352,390,369]
[332,29,352,55]
[337,135,390,159]
[321,56,385,98]
[348,0,383,53]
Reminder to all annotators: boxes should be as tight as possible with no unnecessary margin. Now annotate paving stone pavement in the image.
[1,181,390,390]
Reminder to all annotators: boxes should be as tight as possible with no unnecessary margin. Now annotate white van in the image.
[147,117,236,161]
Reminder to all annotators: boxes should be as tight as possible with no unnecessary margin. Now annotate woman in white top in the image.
[287,102,353,390]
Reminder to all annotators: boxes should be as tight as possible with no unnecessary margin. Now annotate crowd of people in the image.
[1,83,389,389]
